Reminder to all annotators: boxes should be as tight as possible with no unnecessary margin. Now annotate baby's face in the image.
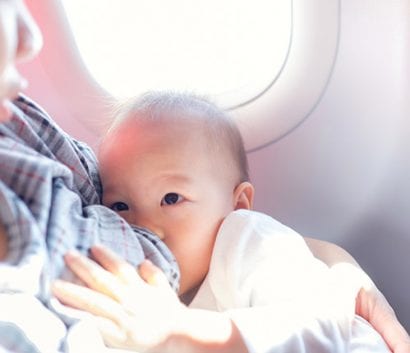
[99,115,238,295]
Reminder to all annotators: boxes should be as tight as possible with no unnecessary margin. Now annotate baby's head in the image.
[99,91,254,295]
[107,91,250,184]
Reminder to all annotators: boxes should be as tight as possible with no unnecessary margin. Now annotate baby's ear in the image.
[233,182,254,210]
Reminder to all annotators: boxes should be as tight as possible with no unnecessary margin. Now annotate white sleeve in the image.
[227,305,348,353]
[204,210,351,353]
[208,209,331,309]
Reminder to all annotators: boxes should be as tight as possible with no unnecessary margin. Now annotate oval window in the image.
[62,0,291,109]
[61,0,339,151]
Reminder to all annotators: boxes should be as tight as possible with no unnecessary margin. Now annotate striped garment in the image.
[0,95,179,352]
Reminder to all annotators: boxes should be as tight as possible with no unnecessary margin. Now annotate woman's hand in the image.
[355,286,410,353]
[52,245,247,353]
[52,245,185,351]
[305,237,410,353]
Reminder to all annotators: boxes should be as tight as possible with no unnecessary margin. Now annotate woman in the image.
[0,1,408,352]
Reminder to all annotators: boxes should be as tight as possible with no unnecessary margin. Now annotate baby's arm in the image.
[305,237,410,353]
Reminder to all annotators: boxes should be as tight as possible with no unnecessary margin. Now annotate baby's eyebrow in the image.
[160,174,193,185]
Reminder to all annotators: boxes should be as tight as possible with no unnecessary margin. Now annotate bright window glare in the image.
[61,1,291,107]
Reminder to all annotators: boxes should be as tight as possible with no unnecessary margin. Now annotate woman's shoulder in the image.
[6,94,102,203]
[15,94,51,120]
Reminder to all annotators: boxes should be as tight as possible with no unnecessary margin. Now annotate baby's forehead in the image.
[109,110,211,146]
[107,108,242,183]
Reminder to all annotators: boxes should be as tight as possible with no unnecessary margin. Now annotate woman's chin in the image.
[0,99,13,122]
[0,75,28,122]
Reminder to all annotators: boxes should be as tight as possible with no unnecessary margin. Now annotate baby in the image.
[98,91,390,352]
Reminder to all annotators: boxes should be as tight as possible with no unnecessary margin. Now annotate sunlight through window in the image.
[61,0,291,107]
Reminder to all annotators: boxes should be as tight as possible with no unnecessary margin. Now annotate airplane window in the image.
[61,0,339,151]
[61,0,291,108]
[232,1,340,151]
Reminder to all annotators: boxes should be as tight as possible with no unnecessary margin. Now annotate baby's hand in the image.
[52,246,185,352]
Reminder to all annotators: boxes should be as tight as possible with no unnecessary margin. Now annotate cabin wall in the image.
[249,0,410,329]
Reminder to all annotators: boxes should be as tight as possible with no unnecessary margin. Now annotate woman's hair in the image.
[110,91,249,183]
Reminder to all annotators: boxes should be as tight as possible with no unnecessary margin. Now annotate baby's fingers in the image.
[64,250,126,301]
[138,260,171,289]
[52,280,127,326]
[90,245,145,286]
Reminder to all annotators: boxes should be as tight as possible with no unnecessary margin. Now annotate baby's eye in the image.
[161,193,183,206]
[110,202,129,212]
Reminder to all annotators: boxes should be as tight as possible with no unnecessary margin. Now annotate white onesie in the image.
[189,210,390,353]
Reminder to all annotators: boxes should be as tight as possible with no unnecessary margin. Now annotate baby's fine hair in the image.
[110,91,249,183]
